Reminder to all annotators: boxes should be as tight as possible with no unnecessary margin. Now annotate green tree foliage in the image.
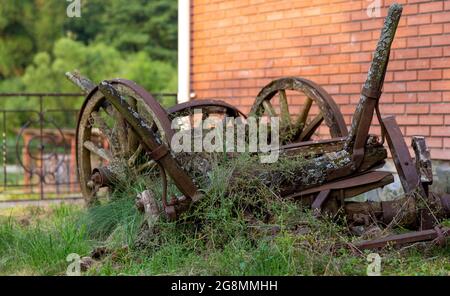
[65,0,178,63]
[0,1,178,132]
[0,0,178,86]
[0,1,35,77]
[0,38,177,131]
[0,1,67,77]
[22,38,176,93]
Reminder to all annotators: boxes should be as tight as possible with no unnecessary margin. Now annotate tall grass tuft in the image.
[0,204,92,275]
[81,197,143,248]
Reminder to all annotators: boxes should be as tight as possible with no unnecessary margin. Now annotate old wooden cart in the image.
[68,4,449,249]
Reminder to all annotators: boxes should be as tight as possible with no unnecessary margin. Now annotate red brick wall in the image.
[191,0,450,159]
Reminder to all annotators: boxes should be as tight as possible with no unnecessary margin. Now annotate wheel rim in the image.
[250,77,348,144]
[167,100,246,120]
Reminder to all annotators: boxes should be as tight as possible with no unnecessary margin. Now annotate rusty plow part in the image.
[412,136,433,194]
[355,226,449,250]
[380,116,450,228]
[383,116,424,196]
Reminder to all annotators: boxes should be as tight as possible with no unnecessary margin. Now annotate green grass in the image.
[0,203,449,275]
[0,155,449,275]
[0,204,92,275]
[0,192,82,201]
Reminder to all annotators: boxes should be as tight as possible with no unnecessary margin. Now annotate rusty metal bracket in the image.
[381,115,423,196]
[90,167,117,187]
[361,86,382,100]
[148,144,169,161]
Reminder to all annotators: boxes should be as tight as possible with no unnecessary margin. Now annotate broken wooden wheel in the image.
[77,79,176,205]
[250,77,348,144]
[77,80,246,205]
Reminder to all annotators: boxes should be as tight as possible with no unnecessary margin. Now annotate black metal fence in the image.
[0,92,177,203]
[0,93,83,202]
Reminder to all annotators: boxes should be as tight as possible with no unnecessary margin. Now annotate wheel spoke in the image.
[128,144,143,167]
[90,111,111,135]
[137,160,157,173]
[299,113,324,141]
[127,98,139,153]
[294,97,313,132]
[83,140,113,162]
[100,94,128,156]
[278,89,291,130]
[90,111,121,155]
[262,100,277,117]
[112,108,129,157]
[102,103,115,117]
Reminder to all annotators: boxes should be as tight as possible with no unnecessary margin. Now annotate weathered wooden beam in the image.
[355,227,449,250]
[311,189,331,216]
[278,89,291,130]
[65,71,96,94]
[346,4,403,169]
[281,138,346,156]
[227,145,387,199]
[83,140,113,162]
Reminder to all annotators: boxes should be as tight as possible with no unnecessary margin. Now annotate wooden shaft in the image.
[346,4,403,168]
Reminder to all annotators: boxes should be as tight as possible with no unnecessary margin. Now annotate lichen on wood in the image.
[346,4,403,153]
